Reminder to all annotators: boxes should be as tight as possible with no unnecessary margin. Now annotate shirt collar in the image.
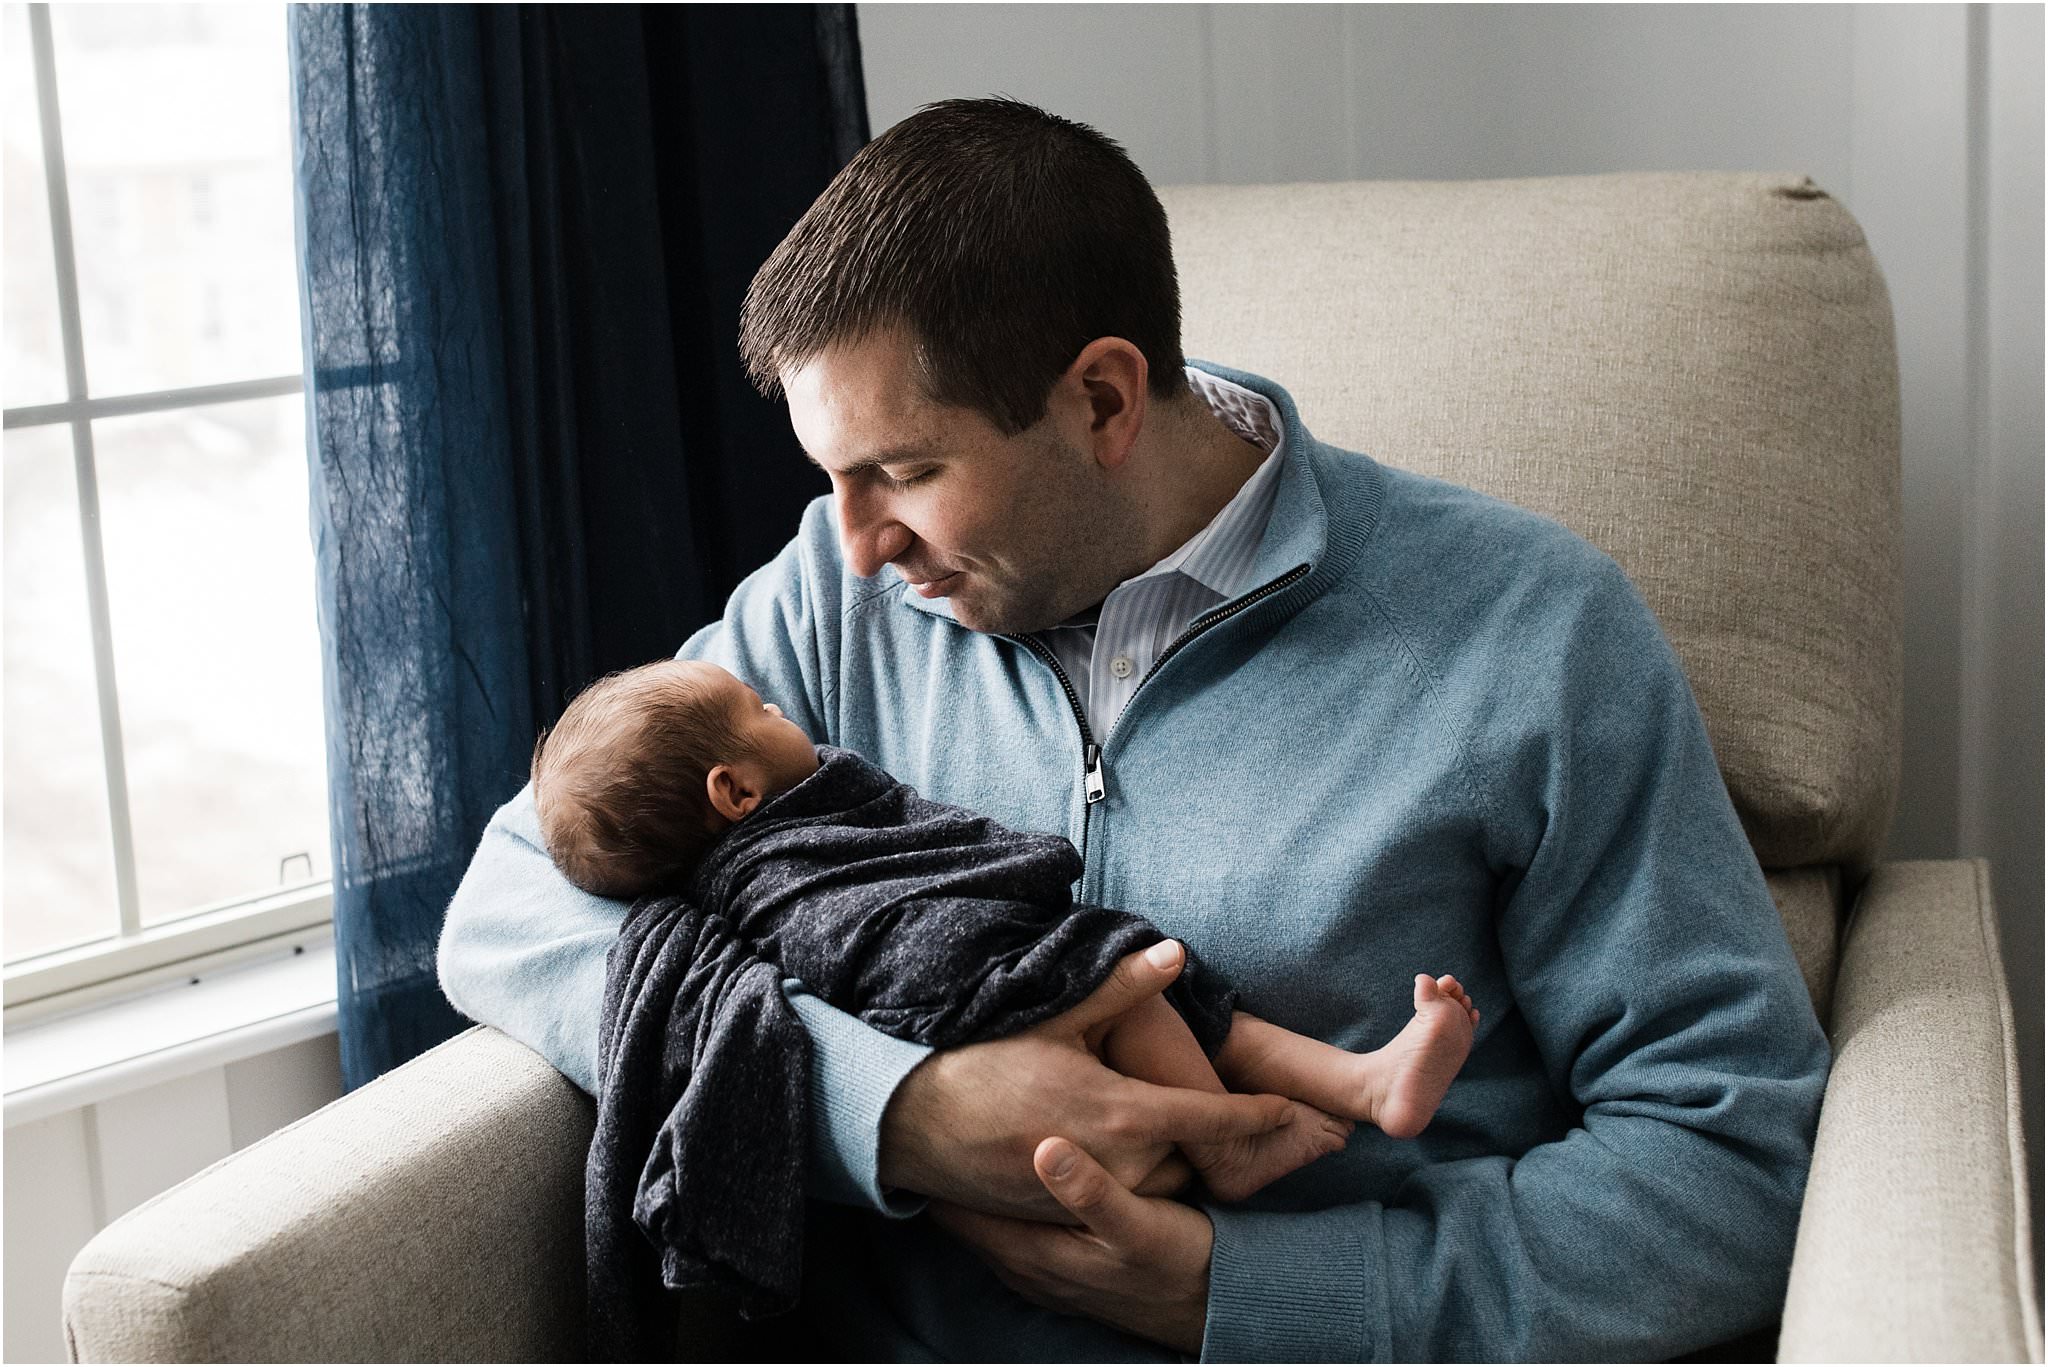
[1116,367,1285,601]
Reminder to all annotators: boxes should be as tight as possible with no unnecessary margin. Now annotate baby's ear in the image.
[704,763,758,823]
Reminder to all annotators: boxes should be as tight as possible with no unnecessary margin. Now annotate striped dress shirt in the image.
[1035,366,1285,741]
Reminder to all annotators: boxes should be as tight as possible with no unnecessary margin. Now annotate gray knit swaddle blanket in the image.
[585,745,1237,1360]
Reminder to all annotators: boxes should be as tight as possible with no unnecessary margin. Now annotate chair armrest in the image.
[62,1025,592,1363]
[1778,859,2043,1363]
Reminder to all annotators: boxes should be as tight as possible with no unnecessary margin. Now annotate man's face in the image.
[782,327,1131,635]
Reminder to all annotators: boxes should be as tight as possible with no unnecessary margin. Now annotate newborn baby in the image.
[540,658,1478,1343]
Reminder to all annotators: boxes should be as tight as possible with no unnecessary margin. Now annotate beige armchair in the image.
[63,173,2041,1363]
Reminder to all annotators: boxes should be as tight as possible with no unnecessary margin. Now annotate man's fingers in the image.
[1035,1137,1145,1246]
[1052,940,1185,1034]
[1122,1077,1294,1144]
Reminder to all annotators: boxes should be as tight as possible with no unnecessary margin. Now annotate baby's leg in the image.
[1097,994,1352,1202]
[1215,974,1479,1141]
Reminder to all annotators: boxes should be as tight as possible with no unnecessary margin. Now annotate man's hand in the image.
[878,939,1294,1222]
[929,1137,1213,1354]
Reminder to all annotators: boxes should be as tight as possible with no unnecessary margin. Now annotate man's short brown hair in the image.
[739,96,1186,435]
[531,663,754,899]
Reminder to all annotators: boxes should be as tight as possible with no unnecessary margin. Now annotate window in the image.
[3,3,331,1009]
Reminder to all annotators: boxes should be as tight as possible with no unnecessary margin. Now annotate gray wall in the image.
[860,0,2044,1282]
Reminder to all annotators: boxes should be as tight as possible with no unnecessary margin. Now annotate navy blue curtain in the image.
[289,5,857,1090]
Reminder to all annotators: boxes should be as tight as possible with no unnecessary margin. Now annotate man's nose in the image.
[835,486,913,579]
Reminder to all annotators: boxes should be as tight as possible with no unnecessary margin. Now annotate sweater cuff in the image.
[1200,1202,1382,1362]
[785,980,931,1217]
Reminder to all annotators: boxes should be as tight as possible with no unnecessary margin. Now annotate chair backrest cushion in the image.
[1159,172,1902,876]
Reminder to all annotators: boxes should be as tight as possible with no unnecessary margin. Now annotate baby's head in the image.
[531,660,819,898]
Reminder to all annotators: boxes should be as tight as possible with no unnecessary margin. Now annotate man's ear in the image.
[1061,337,1148,470]
[705,763,761,823]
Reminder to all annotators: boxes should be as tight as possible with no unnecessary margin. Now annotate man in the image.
[439,97,1829,1361]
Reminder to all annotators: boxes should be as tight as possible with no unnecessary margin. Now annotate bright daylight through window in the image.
[3,3,329,988]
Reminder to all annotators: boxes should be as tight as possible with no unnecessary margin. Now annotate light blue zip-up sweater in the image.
[437,363,1829,1362]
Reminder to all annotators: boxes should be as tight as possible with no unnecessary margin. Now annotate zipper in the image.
[1119,562,1313,718]
[1002,558,1312,789]
[997,561,1310,866]
[1000,632,1099,780]
[998,634,1106,874]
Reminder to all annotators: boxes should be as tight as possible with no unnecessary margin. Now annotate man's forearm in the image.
[437,788,620,1094]
[1200,1109,1810,1363]
[787,986,933,1211]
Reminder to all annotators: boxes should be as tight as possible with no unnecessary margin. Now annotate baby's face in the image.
[678,661,819,796]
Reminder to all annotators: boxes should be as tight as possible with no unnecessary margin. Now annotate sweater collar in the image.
[1181,361,1336,595]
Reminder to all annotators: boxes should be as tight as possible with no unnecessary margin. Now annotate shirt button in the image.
[1110,654,1134,679]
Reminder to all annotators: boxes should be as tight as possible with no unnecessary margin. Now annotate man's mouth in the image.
[903,570,961,598]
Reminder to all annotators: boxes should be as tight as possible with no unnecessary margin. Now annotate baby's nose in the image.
[765,703,782,718]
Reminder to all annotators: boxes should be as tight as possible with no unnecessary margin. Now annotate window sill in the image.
[4,882,334,1011]
[3,929,338,1127]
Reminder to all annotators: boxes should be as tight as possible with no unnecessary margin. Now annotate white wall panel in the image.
[858,4,1212,184]
[1209,6,1353,184]
[4,1110,100,1365]
[91,1067,235,1224]
[1849,4,1974,862]
[223,1030,344,1150]
[1487,6,1854,182]
[1338,4,1527,179]
[1973,0,2044,1279]
[1318,5,1857,184]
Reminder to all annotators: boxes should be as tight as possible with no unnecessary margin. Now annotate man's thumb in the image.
[1142,939,1185,975]
[1064,940,1184,1032]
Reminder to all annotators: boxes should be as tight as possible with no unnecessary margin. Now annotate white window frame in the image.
[3,3,331,1019]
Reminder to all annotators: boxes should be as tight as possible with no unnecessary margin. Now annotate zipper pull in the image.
[1083,744,1106,805]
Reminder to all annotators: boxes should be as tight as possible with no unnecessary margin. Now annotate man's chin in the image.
[942,583,1011,634]
[951,594,1069,637]
[946,596,996,633]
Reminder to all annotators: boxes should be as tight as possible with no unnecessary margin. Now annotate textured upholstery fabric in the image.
[1160,173,1902,872]
[1780,861,2044,1363]
[62,1027,591,1363]
[1766,865,1843,1021]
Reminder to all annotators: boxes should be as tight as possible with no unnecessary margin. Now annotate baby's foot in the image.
[1186,1100,1353,1204]
[1365,974,1479,1141]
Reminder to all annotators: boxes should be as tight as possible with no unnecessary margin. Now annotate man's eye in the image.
[882,467,936,488]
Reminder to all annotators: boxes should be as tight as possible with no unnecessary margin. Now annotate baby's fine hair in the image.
[531,662,757,899]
